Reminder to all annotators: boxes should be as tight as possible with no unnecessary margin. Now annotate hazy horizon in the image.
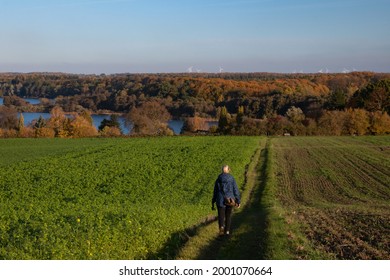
[1,0,389,74]
[1,70,389,76]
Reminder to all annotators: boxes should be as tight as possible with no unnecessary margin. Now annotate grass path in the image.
[175,139,269,259]
[156,136,390,260]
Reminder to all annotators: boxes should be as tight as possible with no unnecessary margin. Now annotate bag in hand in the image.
[224,197,236,207]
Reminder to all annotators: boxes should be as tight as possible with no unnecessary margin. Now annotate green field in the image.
[0,136,260,259]
[1,136,389,260]
[174,136,390,260]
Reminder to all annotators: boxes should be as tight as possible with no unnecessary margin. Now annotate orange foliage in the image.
[99,126,122,137]
[35,127,56,138]
[69,114,98,138]
[370,111,390,135]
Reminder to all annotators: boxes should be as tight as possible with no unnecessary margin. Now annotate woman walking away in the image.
[212,165,241,236]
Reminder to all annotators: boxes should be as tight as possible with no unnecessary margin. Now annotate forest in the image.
[0,72,389,137]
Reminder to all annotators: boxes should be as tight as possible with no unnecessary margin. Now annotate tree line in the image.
[0,72,389,137]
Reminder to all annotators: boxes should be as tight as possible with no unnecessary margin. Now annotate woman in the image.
[212,165,241,236]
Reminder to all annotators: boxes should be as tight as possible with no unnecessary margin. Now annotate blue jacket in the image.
[212,173,241,208]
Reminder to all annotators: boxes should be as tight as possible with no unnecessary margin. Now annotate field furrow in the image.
[272,136,390,259]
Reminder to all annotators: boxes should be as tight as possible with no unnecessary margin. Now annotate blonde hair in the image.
[222,165,230,173]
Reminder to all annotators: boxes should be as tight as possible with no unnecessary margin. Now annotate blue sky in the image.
[0,0,389,74]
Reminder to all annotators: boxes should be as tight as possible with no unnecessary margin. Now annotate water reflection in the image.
[1,97,210,135]
[17,112,185,135]
[0,97,41,105]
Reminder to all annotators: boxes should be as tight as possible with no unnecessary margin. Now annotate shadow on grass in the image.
[147,215,218,260]
[149,146,270,260]
[198,147,270,260]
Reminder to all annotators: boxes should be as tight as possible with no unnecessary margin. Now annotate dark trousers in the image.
[217,206,233,232]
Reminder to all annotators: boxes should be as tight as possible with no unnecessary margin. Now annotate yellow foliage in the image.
[99,126,121,137]
[35,127,55,138]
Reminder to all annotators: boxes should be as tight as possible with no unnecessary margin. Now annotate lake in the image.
[1,97,218,134]
[1,97,185,134]
[18,112,185,135]
[0,97,41,105]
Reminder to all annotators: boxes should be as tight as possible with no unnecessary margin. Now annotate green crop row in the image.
[0,136,260,259]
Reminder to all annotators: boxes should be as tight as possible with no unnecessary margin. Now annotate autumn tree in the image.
[344,108,370,136]
[100,126,122,137]
[327,89,347,110]
[234,117,267,136]
[302,118,318,136]
[98,115,122,134]
[286,106,305,123]
[127,101,172,135]
[33,116,55,138]
[181,116,208,133]
[285,106,306,135]
[18,126,34,138]
[17,112,34,137]
[317,110,346,136]
[0,106,18,130]
[35,127,55,138]
[218,106,231,134]
[236,106,244,127]
[0,128,18,138]
[69,111,98,138]
[3,96,28,107]
[17,113,24,131]
[47,106,69,137]
[369,111,390,135]
[266,115,290,135]
[365,86,390,113]
[350,79,390,113]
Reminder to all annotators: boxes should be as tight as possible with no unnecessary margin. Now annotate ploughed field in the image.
[0,137,260,259]
[272,136,390,259]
